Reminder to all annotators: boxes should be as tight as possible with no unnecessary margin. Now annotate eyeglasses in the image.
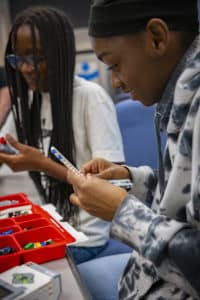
[6,54,46,69]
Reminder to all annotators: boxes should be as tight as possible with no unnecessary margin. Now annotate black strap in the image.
[154,111,165,196]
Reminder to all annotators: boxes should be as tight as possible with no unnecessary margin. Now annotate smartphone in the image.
[50,146,133,190]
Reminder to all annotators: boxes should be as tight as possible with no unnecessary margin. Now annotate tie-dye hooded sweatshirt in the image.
[111,35,200,300]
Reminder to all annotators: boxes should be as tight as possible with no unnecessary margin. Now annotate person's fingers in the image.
[69,193,81,207]
[81,160,99,174]
[81,158,112,175]
[5,134,24,151]
[98,166,130,180]
[97,167,118,179]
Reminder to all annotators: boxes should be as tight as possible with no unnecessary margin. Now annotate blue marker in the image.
[50,146,82,175]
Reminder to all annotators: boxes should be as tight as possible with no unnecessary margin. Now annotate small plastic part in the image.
[0,229,14,236]
[0,246,14,255]
[24,242,34,250]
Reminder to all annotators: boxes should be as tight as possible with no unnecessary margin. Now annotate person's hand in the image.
[67,170,128,221]
[81,158,131,180]
[0,134,45,172]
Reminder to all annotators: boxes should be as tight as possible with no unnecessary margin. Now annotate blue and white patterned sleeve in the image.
[111,196,186,255]
[127,165,157,203]
[110,197,197,295]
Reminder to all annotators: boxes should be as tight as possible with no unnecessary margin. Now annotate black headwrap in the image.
[89,0,198,37]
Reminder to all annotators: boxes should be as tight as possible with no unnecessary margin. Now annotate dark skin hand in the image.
[0,134,68,182]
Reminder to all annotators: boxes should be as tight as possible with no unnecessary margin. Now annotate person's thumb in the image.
[69,193,81,207]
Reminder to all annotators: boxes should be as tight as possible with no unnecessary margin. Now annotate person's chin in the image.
[129,91,137,100]
[26,81,36,91]
[130,91,142,102]
[27,83,44,93]
[129,93,154,107]
[140,98,157,107]
[29,85,36,92]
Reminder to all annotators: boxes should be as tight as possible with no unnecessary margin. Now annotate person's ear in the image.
[146,18,170,56]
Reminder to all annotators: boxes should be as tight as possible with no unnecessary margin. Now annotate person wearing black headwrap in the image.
[89,0,198,37]
[67,1,200,299]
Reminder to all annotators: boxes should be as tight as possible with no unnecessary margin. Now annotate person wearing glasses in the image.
[0,6,125,264]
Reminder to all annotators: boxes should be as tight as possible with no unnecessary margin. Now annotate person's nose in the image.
[110,72,124,90]
[19,61,34,74]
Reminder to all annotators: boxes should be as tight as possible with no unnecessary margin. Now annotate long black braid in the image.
[5,6,79,225]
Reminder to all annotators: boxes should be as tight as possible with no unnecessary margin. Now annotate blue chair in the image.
[116,99,158,167]
[95,238,132,259]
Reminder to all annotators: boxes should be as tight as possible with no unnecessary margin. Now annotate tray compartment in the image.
[0,225,21,236]
[0,235,21,272]
[0,218,16,227]
[14,213,40,223]
[19,218,50,231]
[15,226,67,263]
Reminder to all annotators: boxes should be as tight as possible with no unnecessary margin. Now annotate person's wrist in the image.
[35,153,47,172]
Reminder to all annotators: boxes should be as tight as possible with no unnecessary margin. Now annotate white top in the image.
[0,76,124,247]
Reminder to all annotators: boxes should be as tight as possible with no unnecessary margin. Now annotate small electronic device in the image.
[50,146,82,175]
[108,179,133,191]
[0,137,18,155]
[0,279,24,300]
[0,262,61,300]
[50,146,133,191]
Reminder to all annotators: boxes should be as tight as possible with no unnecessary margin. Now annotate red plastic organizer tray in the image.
[0,193,76,273]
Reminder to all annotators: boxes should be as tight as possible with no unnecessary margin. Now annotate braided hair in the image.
[5,6,79,224]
